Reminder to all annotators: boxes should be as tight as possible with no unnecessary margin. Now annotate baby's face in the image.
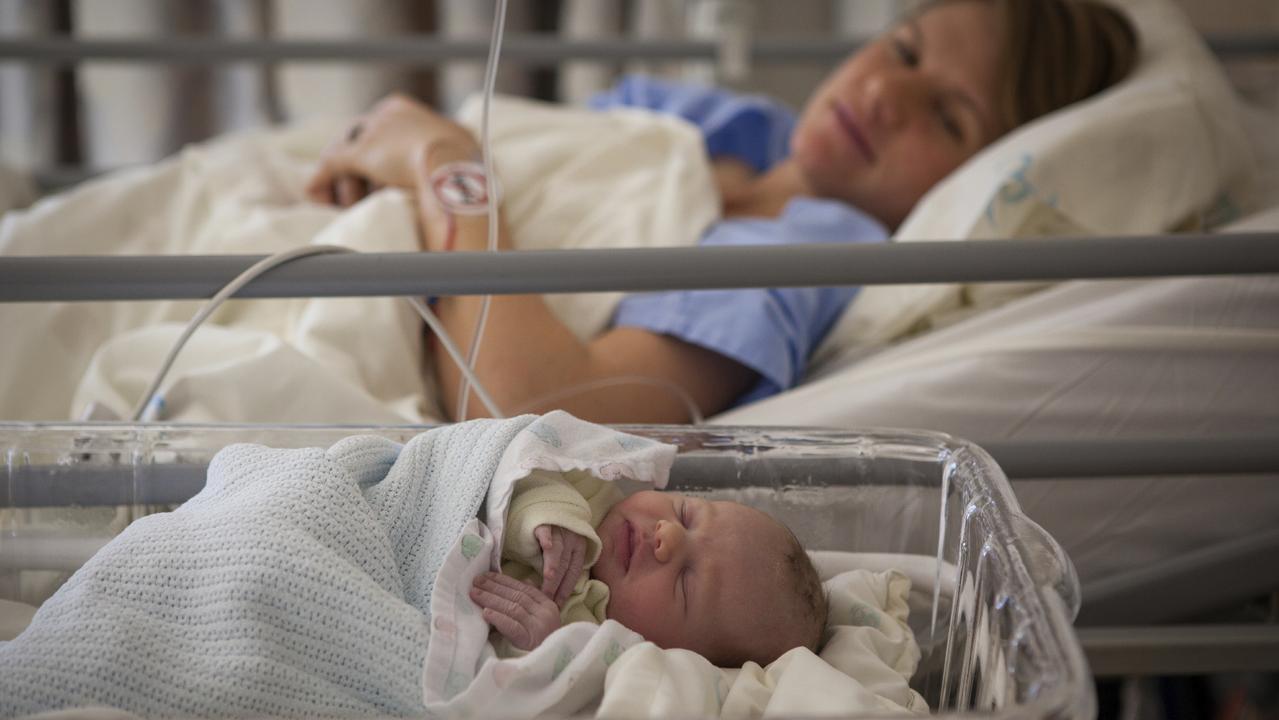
[591,490,795,666]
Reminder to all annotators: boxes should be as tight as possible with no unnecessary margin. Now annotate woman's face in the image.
[791,0,1006,229]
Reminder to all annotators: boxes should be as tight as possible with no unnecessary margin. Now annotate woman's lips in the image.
[832,102,876,164]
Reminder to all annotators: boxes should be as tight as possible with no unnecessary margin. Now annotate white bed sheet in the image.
[719,209,1279,620]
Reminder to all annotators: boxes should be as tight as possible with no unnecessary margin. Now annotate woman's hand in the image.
[533,525,587,607]
[470,572,562,652]
[306,93,480,208]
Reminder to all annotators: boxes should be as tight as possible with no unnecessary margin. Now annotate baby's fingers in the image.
[480,607,533,650]
[469,572,557,651]
[469,582,533,650]
[471,572,554,612]
[535,526,565,596]
[556,540,586,607]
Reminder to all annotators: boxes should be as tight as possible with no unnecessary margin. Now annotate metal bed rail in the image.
[2,232,1279,302]
[2,33,1277,66]
[1079,625,1279,676]
[4,434,1278,509]
[5,29,1277,191]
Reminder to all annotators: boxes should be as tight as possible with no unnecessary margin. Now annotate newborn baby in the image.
[470,471,827,667]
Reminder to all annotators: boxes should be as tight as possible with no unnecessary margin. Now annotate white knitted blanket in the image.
[0,416,535,718]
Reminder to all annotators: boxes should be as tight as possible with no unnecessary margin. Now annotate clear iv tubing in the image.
[130,245,703,424]
[454,0,508,422]
[129,245,504,422]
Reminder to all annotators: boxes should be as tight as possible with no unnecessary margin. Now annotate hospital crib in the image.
[0,421,1101,717]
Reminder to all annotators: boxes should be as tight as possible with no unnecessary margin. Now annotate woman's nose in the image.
[865,69,925,132]
[652,520,685,563]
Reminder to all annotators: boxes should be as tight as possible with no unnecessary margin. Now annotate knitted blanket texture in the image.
[0,416,533,718]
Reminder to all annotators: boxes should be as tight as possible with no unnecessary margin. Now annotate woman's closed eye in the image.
[892,36,919,67]
[935,100,965,142]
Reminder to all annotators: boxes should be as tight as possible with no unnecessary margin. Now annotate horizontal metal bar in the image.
[2,233,1277,303]
[1080,625,1279,676]
[31,166,98,193]
[1208,34,1279,56]
[2,464,209,508]
[5,436,1275,508]
[0,534,110,572]
[983,436,1279,480]
[0,36,864,65]
[0,34,1273,66]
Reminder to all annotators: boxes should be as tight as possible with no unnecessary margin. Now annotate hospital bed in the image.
[2,0,1279,714]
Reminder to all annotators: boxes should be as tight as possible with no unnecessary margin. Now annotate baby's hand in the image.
[533,524,587,607]
[469,572,561,651]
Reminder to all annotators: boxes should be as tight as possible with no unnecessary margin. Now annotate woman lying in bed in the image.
[308,0,1137,425]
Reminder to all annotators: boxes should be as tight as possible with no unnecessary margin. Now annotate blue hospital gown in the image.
[590,75,888,405]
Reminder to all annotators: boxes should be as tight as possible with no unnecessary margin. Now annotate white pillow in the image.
[814,0,1254,360]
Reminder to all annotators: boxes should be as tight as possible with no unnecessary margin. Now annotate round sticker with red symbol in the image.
[429,161,497,215]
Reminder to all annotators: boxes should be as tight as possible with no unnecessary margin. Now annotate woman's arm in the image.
[433,290,756,423]
[426,194,755,421]
[309,93,757,424]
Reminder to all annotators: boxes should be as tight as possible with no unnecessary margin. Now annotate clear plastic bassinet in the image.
[0,422,1093,719]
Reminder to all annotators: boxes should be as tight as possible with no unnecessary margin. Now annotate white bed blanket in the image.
[0,412,677,717]
[0,96,716,424]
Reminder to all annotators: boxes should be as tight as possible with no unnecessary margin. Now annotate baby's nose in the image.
[653,520,684,563]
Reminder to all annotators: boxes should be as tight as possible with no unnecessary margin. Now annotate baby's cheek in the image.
[605,592,676,646]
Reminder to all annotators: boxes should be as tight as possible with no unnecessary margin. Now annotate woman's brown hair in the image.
[991,0,1140,131]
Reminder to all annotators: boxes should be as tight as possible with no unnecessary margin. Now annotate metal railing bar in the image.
[1,34,1275,65]
[1080,625,1279,676]
[983,435,1279,479]
[1,36,859,65]
[4,434,1276,507]
[2,232,1277,303]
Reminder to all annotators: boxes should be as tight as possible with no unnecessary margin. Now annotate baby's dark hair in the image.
[714,506,829,668]
[780,525,828,657]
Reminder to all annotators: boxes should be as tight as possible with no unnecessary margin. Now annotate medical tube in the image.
[455,0,508,421]
[132,245,505,422]
[130,245,348,421]
[133,242,701,422]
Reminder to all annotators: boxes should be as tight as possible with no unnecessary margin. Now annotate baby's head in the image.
[591,490,826,667]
